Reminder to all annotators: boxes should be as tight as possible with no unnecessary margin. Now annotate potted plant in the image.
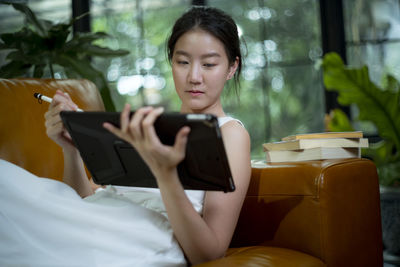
[0,2,130,111]
[321,52,400,263]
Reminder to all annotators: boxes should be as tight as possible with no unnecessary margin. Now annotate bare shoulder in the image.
[219,119,251,186]
[220,119,250,149]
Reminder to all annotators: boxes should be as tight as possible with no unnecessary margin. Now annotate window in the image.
[209,0,324,158]
[0,0,71,33]
[91,0,190,112]
[343,0,400,134]
[92,0,324,158]
[343,0,400,81]
[0,0,71,74]
[0,0,325,158]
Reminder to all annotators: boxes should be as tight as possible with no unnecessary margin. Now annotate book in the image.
[265,147,360,163]
[281,131,363,141]
[263,138,369,151]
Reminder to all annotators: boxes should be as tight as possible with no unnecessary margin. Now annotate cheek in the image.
[172,66,185,85]
[208,69,229,88]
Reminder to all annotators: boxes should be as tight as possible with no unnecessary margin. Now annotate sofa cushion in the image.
[194,246,326,267]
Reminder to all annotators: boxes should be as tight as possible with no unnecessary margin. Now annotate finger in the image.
[51,94,77,112]
[130,106,153,139]
[103,122,124,140]
[45,102,71,125]
[120,103,131,133]
[45,121,64,137]
[44,103,66,126]
[51,90,79,111]
[51,90,69,105]
[173,126,191,155]
[141,107,164,142]
[62,129,73,142]
[61,91,80,111]
[45,111,62,128]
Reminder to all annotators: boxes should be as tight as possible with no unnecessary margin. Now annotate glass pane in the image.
[0,0,71,33]
[92,0,324,159]
[91,0,191,111]
[0,0,71,69]
[343,0,400,43]
[347,42,400,83]
[209,0,324,158]
[343,0,400,135]
[343,0,400,80]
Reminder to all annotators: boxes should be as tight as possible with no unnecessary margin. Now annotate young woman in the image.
[0,6,251,266]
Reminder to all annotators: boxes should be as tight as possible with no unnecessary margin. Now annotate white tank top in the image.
[218,116,244,127]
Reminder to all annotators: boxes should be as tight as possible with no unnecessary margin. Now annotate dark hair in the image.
[167,6,242,92]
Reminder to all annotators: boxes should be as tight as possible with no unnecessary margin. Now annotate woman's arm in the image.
[44,90,93,197]
[61,148,94,198]
[104,105,251,265]
[156,121,251,264]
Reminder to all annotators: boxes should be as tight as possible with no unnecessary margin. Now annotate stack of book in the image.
[263,131,369,163]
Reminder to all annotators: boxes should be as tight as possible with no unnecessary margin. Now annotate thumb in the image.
[173,126,190,155]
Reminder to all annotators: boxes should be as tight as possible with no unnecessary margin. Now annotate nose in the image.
[188,63,202,84]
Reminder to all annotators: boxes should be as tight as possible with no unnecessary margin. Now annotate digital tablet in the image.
[60,111,235,192]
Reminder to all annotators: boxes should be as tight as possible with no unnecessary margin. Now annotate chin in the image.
[185,101,206,111]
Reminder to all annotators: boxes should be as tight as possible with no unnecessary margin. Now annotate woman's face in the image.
[171,29,237,115]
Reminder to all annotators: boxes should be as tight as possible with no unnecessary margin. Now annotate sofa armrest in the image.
[0,78,105,180]
[227,158,382,266]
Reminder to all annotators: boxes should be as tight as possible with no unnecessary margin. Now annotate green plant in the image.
[321,52,400,186]
[0,2,130,111]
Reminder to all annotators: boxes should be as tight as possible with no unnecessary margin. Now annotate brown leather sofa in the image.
[0,78,383,267]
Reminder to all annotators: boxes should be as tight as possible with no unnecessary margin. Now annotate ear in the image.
[226,57,239,80]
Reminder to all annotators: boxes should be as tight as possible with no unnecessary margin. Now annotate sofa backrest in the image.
[0,78,105,180]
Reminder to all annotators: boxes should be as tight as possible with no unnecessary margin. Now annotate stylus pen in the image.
[33,93,83,112]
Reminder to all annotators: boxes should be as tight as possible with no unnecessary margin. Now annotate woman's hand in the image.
[44,90,80,152]
[103,104,191,176]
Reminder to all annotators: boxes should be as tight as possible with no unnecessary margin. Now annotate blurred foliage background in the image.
[88,0,325,159]
[1,0,400,159]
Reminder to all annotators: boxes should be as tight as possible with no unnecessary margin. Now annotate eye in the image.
[177,60,189,65]
[203,63,216,68]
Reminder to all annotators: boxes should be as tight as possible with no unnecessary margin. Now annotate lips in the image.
[187,90,204,96]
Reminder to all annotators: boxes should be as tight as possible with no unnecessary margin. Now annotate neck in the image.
[180,103,225,117]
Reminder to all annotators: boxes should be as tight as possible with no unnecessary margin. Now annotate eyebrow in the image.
[174,50,221,59]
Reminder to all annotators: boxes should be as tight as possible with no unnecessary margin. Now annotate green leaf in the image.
[383,74,400,93]
[0,2,129,111]
[11,3,47,36]
[322,52,400,153]
[6,50,26,61]
[0,61,31,78]
[377,161,400,186]
[64,32,112,51]
[55,55,115,111]
[33,64,46,78]
[45,25,71,50]
[1,28,46,56]
[0,32,21,48]
[326,108,355,132]
[80,44,129,57]
[364,140,398,164]
[74,32,110,43]
[69,12,89,25]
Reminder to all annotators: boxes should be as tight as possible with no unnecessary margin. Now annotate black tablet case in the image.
[60,111,235,192]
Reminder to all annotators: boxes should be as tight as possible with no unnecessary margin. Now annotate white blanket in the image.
[0,159,198,267]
